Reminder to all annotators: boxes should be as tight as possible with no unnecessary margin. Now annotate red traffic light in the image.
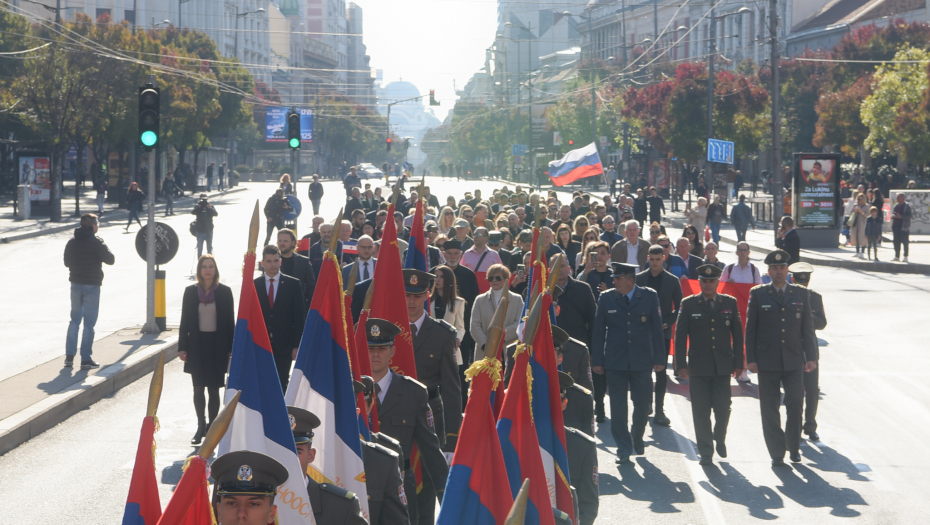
[568,139,574,145]
[386,137,392,143]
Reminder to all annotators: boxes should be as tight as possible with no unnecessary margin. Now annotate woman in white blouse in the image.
[684,196,709,234]
[429,265,466,364]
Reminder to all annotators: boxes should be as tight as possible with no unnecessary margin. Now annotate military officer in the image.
[591,263,666,464]
[287,406,366,524]
[367,317,448,525]
[789,262,827,442]
[560,371,599,525]
[635,244,683,427]
[212,450,289,525]
[675,264,744,465]
[746,250,818,466]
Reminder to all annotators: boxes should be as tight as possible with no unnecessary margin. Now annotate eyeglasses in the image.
[578,222,588,227]
[464,214,474,219]
[737,248,750,253]
[650,230,661,234]
[444,212,453,216]
[659,244,670,248]
[488,275,506,282]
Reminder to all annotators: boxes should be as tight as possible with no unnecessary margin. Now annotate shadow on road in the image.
[803,441,870,482]
[773,463,867,517]
[602,457,695,513]
[699,462,784,520]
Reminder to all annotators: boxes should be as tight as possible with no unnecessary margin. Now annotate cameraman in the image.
[192,194,218,258]
[263,188,293,246]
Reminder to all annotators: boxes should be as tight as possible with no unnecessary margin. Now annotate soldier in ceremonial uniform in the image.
[212,450,289,525]
[286,406,366,524]
[591,263,666,464]
[560,371,599,525]
[675,264,744,465]
[789,262,827,442]
[366,317,448,525]
[746,250,819,466]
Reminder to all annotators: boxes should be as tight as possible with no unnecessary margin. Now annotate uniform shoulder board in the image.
[566,426,597,444]
[437,319,457,334]
[718,293,736,302]
[567,337,588,350]
[571,383,592,396]
[398,374,428,390]
[363,440,399,458]
[374,431,401,449]
[750,283,766,292]
[320,483,355,500]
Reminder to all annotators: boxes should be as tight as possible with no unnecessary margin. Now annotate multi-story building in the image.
[305,0,348,88]
[346,3,376,107]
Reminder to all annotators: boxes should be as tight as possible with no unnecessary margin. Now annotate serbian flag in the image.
[286,250,370,522]
[404,193,429,272]
[497,344,555,525]
[345,294,373,439]
[547,142,603,187]
[155,456,212,525]
[355,307,380,432]
[515,229,544,341]
[218,250,316,525]
[121,416,161,525]
[436,359,512,525]
[528,293,574,520]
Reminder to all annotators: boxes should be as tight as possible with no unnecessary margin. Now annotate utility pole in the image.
[621,0,630,186]
[770,0,782,241]
[587,15,598,163]
[527,25,534,184]
[142,75,158,334]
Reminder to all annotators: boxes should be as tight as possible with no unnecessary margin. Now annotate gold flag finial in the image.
[547,254,562,294]
[482,291,510,361]
[362,277,376,310]
[328,208,344,254]
[198,391,241,459]
[523,283,543,344]
[247,201,260,255]
[145,350,165,418]
[504,479,530,525]
[346,259,359,297]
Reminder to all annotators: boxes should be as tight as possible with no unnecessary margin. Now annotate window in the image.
[95,8,111,22]
[124,10,135,25]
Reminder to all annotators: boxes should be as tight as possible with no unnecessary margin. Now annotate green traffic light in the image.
[289,138,300,148]
[141,130,157,147]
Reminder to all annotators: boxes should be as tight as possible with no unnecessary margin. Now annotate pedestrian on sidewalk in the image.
[206,162,215,191]
[730,195,755,242]
[178,254,235,445]
[891,193,912,262]
[263,188,293,247]
[218,162,226,191]
[706,195,725,245]
[163,174,178,216]
[849,193,869,259]
[684,197,708,235]
[95,177,107,215]
[865,207,883,261]
[647,187,665,224]
[192,194,218,259]
[633,189,648,229]
[308,173,324,215]
[125,182,144,231]
[63,214,115,369]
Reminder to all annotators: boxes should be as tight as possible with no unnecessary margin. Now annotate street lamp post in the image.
[234,7,265,59]
[505,21,534,182]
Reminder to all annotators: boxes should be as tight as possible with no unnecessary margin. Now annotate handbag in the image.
[846,211,857,228]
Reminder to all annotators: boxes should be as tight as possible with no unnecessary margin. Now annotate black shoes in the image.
[634,443,645,456]
[716,442,727,459]
[699,456,713,466]
[771,458,786,467]
[790,452,802,463]
[80,360,100,370]
[64,356,74,368]
[595,415,606,423]
[616,455,631,464]
[805,430,820,442]
[191,421,207,445]
[653,413,671,426]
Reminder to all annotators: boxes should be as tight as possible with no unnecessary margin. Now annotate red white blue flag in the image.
[548,142,603,187]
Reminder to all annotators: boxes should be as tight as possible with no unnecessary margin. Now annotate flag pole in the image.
[346,259,359,297]
[523,283,543,344]
[546,255,562,294]
[247,201,260,255]
[329,208,344,254]
[197,391,241,459]
[504,479,530,525]
[362,277,376,310]
[481,292,510,361]
[146,350,165,418]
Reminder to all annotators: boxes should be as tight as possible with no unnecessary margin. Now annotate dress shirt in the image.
[264,272,280,297]
[627,243,640,269]
[376,372,393,404]
[461,246,502,273]
[411,310,427,334]
[720,262,762,284]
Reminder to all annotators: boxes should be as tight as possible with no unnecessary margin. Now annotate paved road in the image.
[1,176,927,523]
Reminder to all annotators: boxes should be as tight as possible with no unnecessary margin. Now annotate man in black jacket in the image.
[192,194,218,259]
[254,245,307,393]
[307,173,324,215]
[277,229,316,305]
[776,216,801,265]
[63,214,115,369]
[263,189,292,246]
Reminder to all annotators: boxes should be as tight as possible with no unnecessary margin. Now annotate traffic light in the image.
[404,138,410,151]
[386,137,392,151]
[287,111,300,149]
[138,85,160,149]
[567,139,574,146]
[429,89,440,106]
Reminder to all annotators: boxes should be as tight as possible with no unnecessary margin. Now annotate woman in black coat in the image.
[125,182,145,231]
[179,254,235,445]
[633,188,648,229]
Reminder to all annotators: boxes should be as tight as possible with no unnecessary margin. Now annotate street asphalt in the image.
[1,178,927,523]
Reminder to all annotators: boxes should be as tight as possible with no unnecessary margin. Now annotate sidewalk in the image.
[0,183,245,244]
[0,326,178,456]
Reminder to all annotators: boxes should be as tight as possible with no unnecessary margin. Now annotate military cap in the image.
[488,231,503,244]
[552,325,569,349]
[454,218,470,229]
[366,318,401,346]
[442,239,463,251]
[402,269,434,295]
[789,262,814,274]
[610,262,638,278]
[557,371,574,393]
[352,380,365,394]
[765,249,791,266]
[287,406,321,445]
[212,450,288,497]
[697,264,723,280]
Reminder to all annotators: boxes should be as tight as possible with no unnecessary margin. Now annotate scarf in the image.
[198,283,218,304]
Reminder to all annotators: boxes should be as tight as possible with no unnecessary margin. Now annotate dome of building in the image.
[382,81,421,104]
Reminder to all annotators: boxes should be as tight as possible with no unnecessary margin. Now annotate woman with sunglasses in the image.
[572,216,590,242]
[470,264,525,353]
[683,224,705,258]
[556,224,581,272]
[437,206,456,236]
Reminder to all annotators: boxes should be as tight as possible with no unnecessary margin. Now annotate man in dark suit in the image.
[309,223,343,281]
[591,263,666,464]
[343,235,376,290]
[675,264,744,465]
[776,216,801,264]
[746,250,819,466]
[789,262,827,442]
[367,318,448,525]
[255,245,307,393]
[277,229,316,305]
[488,231,511,268]
[434,239,479,408]
[676,237,703,280]
[635,244,683,426]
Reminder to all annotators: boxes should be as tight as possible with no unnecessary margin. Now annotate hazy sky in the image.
[359,0,499,121]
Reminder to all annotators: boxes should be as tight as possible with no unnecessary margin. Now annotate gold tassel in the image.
[525,360,534,423]
[464,358,503,391]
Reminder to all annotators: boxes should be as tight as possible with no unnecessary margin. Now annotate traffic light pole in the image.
[142,76,158,334]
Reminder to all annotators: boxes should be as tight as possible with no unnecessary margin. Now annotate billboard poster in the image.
[265,106,313,143]
[647,158,669,190]
[19,156,50,201]
[794,154,840,228]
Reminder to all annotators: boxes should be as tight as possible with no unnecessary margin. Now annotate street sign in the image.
[514,155,523,165]
[707,138,735,164]
[553,132,561,147]
[135,222,179,266]
[600,136,608,148]
[512,144,528,157]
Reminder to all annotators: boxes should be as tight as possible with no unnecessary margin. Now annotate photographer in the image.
[192,194,218,258]
[263,188,293,246]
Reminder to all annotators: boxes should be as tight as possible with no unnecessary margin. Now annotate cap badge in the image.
[775,253,782,261]
[289,414,296,430]
[238,465,253,482]
[705,267,712,275]
[371,324,381,337]
[410,275,418,285]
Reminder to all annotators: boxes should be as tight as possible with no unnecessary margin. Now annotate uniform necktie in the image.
[709,299,715,311]
[363,261,370,281]
[777,289,785,302]
[410,323,418,338]
[268,277,275,309]
[624,295,630,307]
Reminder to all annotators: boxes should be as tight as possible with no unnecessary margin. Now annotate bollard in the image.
[155,269,166,332]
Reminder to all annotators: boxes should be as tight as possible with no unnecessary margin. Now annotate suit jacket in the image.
[775,229,801,265]
[554,278,597,346]
[564,384,595,437]
[412,315,461,452]
[591,286,666,371]
[349,278,371,324]
[560,338,593,391]
[809,289,827,331]
[609,238,651,270]
[376,372,448,491]
[342,258,377,290]
[470,290,524,350]
[280,253,316,306]
[306,478,366,525]
[178,284,235,381]
[635,269,683,340]
[496,248,512,268]
[362,441,409,525]
[309,240,343,280]
[680,254,703,280]
[566,427,599,525]
[745,283,819,371]
[254,274,307,356]
[674,294,744,376]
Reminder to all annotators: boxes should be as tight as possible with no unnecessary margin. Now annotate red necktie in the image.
[268,277,275,309]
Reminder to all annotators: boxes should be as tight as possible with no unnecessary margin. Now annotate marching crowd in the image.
[62,170,827,525]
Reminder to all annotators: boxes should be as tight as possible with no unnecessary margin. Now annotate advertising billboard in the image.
[793,153,841,228]
[265,106,313,143]
[19,156,50,201]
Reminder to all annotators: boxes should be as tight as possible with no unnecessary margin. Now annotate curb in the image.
[0,186,247,245]
[0,336,178,456]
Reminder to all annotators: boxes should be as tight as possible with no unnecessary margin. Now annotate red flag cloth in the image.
[156,456,213,525]
[355,309,380,432]
[345,295,371,436]
[476,271,491,295]
[121,416,161,525]
[673,280,752,364]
